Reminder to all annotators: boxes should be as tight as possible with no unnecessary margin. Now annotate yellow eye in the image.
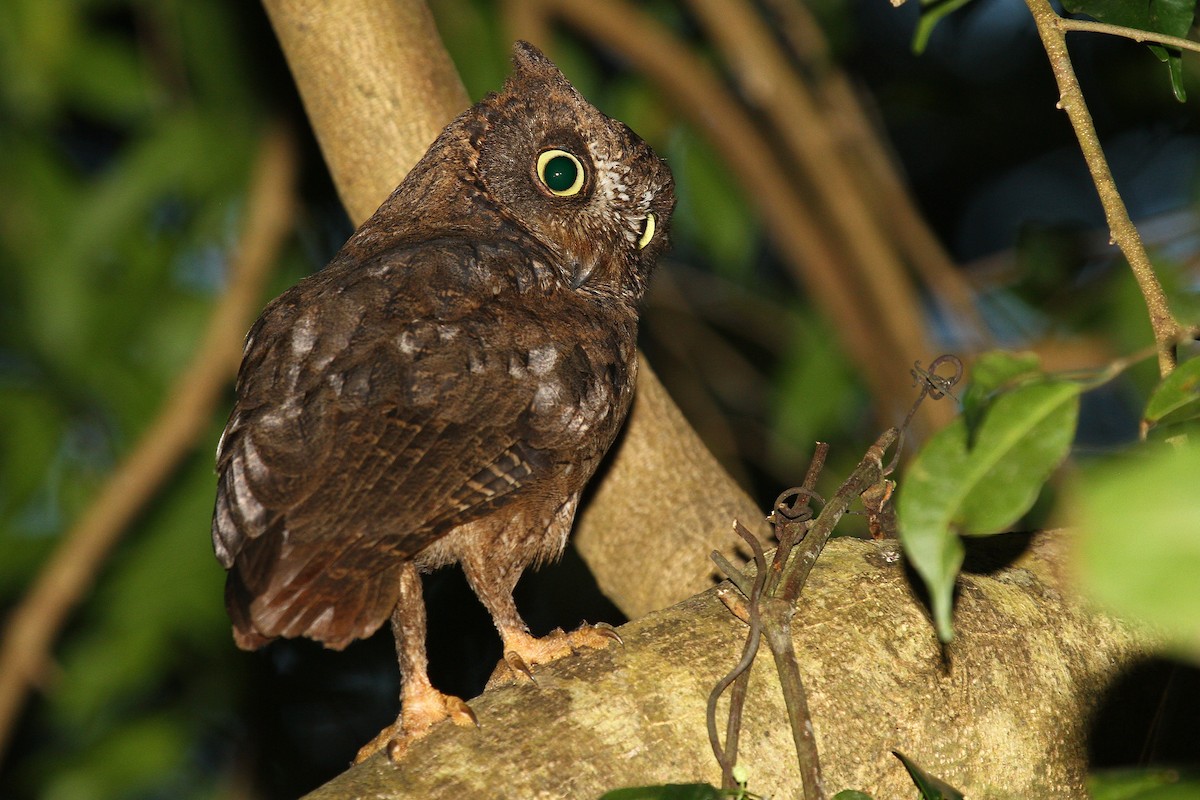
[637,212,656,249]
[536,149,585,196]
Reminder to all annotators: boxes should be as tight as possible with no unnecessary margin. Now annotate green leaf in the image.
[832,792,875,800]
[772,313,863,452]
[39,713,190,800]
[960,350,1043,441]
[899,368,1081,640]
[893,751,965,799]
[599,785,722,800]
[912,0,980,54]
[1062,0,1197,101]
[1143,357,1200,430]
[50,450,230,726]
[1071,442,1200,662]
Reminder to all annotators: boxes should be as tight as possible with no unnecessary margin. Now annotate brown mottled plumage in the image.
[211,42,674,760]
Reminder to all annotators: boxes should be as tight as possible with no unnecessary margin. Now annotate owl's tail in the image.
[223,533,401,652]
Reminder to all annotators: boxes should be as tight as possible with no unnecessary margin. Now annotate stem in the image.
[1025,0,1181,377]
[706,524,769,789]
[1056,17,1200,55]
[761,598,825,800]
[766,442,830,597]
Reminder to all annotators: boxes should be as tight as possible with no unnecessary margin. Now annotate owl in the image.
[211,41,675,760]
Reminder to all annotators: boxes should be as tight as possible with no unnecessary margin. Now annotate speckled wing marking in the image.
[213,240,582,648]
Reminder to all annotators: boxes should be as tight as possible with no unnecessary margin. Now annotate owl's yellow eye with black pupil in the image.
[536,149,584,196]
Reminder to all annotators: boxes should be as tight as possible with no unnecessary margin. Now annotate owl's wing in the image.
[212,239,577,649]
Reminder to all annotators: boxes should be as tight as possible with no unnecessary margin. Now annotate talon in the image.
[356,685,474,764]
[447,696,479,727]
[593,621,624,645]
[504,650,536,683]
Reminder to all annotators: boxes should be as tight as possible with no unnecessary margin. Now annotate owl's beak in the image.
[570,256,597,290]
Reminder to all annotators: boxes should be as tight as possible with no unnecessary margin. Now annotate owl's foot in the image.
[487,622,622,688]
[353,684,476,764]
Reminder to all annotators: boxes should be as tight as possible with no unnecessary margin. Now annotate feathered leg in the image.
[459,547,620,689]
[353,562,475,763]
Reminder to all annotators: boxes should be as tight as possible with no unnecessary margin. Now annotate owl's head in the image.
[466,42,675,304]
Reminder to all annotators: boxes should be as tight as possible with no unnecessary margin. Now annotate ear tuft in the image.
[509,40,571,90]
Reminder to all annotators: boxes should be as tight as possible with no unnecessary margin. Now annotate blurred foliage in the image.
[1091,769,1200,800]
[0,0,311,797]
[1,0,1199,797]
[1073,439,1200,664]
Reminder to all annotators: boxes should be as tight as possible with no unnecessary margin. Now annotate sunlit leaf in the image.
[1062,0,1196,101]
[899,367,1080,640]
[960,351,1042,441]
[1071,442,1200,662]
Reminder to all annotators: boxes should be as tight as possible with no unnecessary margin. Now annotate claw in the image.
[446,695,479,727]
[357,685,475,764]
[504,650,536,683]
[592,621,624,645]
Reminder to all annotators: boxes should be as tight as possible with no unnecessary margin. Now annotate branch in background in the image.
[762,0,986,342]
[262,0,467,226]
[0,124,297,763]
[1025,0,1182,377]
[686,0,940,434]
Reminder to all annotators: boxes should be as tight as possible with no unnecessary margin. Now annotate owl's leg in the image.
[459,550,620,688]
[353,562,476,764]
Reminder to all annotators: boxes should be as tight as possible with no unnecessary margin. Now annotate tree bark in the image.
[305,533,1144,799]
[259,0,763,620]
